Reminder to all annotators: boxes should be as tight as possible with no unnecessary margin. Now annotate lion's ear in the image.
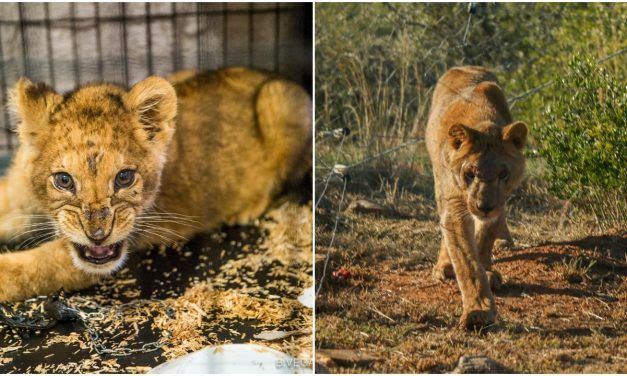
[10,77,62,139]
[502,121,527,150]
[447,123,472,150]
[124,77,177,145]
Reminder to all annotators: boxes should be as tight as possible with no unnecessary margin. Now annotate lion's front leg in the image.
[475,216,502,291]
[431,173,456,281]
[441,209,496,330]
[432,242,455,281]
[0,238,101,302]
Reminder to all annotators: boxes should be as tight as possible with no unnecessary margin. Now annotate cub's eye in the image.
[498,169,509,180]
[115,169,136,189]
[464,171,475,183]
[53,172,75,191]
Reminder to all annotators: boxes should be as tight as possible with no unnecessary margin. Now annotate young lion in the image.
[0,67,311,302]
[425,66,527,329]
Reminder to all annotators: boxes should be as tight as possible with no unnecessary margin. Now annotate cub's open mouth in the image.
[73,242,125,264]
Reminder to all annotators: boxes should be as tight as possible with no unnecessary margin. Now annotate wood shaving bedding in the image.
[0,200,313,373]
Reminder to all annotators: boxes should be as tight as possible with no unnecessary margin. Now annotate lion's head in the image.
[447,120,527,221]
[11,77,177,274]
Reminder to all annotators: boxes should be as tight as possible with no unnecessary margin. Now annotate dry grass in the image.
[315,141,627,373]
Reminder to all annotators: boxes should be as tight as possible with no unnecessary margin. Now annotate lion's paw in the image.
[459,308,497,331]
[486,270,503,291]
[432,262,455,282]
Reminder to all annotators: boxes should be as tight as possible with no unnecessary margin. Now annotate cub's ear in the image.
[10,77,62,138]
[447,123,472,150]
[502,121,528,150]
[124,77,177,144]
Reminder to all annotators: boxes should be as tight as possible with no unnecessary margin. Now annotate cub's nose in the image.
[83,204,113,244]
[88,228,108,245]
[477,202,495,214]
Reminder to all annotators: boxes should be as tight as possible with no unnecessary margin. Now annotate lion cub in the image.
[425,66,527,329]
[0,68,311,302]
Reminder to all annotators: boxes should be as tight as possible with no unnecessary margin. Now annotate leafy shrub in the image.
[316,3,627,145]
[539,57,627,199]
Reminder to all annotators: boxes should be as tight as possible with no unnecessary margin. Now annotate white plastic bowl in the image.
[150,344,312,374]
[298,286,314,309]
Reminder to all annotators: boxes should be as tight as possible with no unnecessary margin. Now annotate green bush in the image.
[539,57,627,199]
[316,3,627,145]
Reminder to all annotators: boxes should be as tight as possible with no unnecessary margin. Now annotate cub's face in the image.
[447,121,527,220]
[11,77,177,274]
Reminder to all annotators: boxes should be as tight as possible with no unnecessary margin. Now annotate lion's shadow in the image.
[494,233,626,300]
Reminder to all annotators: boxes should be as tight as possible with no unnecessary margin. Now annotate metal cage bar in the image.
[0,2,312,154]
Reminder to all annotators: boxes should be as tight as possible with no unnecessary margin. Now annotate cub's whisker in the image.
[134,223,187,241]
[11,222,56,230]
[136,217,202,231]
[137,215,202,226]
[9,226,58,242]
[18,231,57,249]
[132,228,176,246]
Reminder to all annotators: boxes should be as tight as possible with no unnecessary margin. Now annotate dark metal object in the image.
[0,291,173,357]
[0,292,78,332]
[0,297,58,331]
[43,294,81,322]
[0,304,56,331]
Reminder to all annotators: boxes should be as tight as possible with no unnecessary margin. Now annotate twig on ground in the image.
[370,306,396,323]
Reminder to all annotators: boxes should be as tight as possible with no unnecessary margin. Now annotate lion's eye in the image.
[53,172,75,191]
[115,169,136,189]
[464,171,475,183]
[498,169,509,180]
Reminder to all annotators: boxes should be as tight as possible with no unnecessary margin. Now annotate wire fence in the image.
[315,4,476,295]
[313,2,627,295]
[0,2,312,154]
[508,48,627,108]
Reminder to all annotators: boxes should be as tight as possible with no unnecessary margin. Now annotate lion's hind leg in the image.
[222,80,311,227]
[493,214,514,251]
[255,79,312,186]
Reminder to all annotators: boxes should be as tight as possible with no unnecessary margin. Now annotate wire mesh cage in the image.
[0,2,312,157]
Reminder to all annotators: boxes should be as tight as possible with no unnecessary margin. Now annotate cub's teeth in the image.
[106,249,114,256]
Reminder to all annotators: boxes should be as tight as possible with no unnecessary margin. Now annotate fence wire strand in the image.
[315,131,347,209]
[315,175,348,298]
[347,138,423,169]
[509,46,627,107]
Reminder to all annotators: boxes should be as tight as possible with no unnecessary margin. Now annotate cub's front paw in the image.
[486,270,503,291]
[432,262,455,282]
[459,307,497,330]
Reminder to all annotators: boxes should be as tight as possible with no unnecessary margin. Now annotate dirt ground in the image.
[315,144,627,373]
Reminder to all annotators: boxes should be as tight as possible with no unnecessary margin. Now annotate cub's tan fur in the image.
[425,66,527,329]
[0,67,311,302]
